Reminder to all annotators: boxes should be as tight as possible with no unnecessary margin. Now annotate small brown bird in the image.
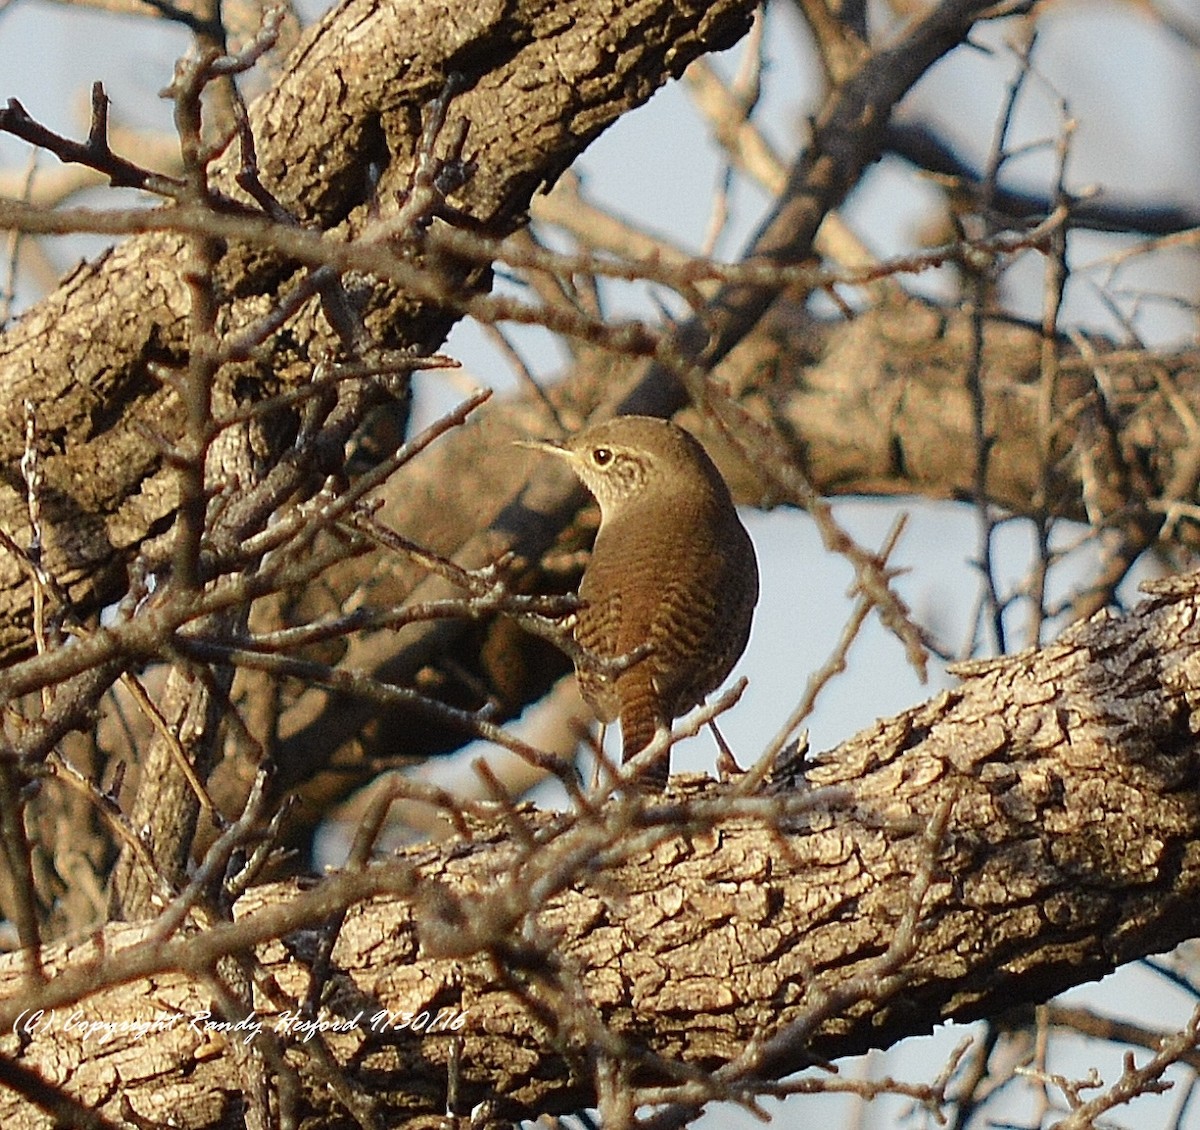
[521,415,758,781]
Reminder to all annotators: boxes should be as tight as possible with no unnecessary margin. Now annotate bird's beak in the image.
[513,437,569,457]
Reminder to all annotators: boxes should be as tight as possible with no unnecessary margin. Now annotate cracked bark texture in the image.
[2,575,1199,1126]
[4,0,1200,1122]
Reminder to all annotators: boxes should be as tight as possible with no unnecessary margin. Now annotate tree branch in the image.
[3,573,1200,1125]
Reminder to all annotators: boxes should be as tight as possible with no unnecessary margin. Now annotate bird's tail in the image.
[619,674,668,786]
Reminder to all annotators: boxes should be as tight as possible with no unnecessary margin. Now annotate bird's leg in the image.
[711,720,744,781]
[589,722,608,790]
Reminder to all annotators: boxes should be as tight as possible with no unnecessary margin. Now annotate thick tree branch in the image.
[2,573,1200,1125]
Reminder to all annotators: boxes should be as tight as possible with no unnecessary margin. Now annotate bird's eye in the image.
[592,447,613,467]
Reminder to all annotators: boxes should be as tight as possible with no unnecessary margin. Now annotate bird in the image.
[520,415,758,783]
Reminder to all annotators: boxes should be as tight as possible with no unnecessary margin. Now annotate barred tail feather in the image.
[619,675,668,785]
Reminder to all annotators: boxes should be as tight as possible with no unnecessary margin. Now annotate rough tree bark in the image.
[4,0,1198,1124]
[1,572,1199,1126]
